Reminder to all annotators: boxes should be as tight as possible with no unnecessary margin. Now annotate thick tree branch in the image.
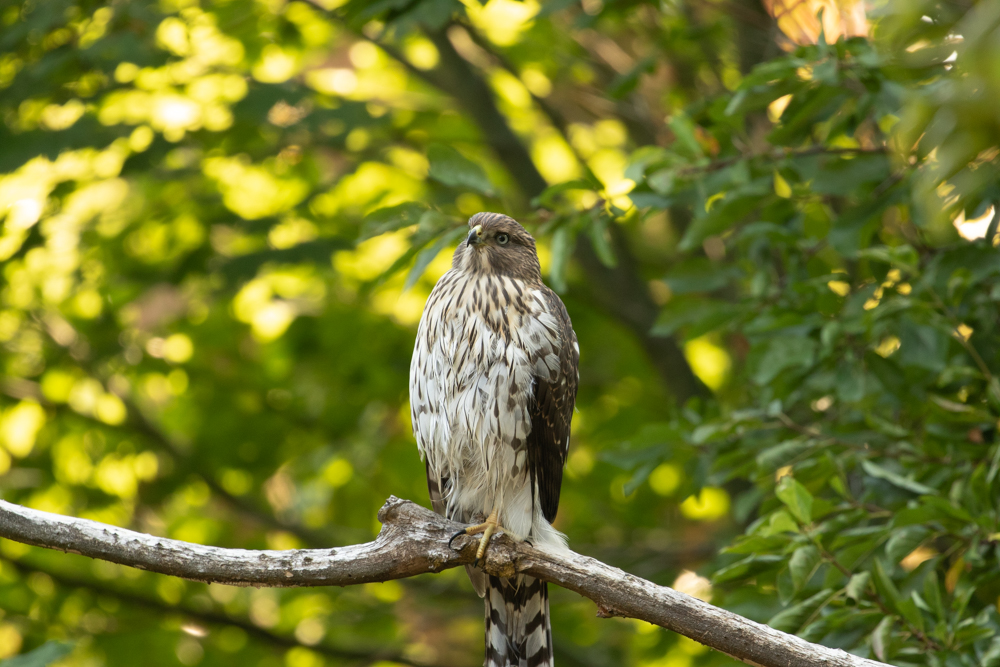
[0,496,884,667]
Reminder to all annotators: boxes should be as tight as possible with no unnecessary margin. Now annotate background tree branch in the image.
[363,23,708,404]
[0,496,885,667]
[425,25,708,403]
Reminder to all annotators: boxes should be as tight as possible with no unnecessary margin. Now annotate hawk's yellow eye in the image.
[496,233,510,245]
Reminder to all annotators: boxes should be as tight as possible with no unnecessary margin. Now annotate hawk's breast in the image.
[409,270,564,517]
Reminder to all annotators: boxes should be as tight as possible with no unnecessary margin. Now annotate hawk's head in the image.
[453,212,542,282]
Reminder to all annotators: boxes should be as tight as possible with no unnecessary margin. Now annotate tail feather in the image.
[485,574,553,667]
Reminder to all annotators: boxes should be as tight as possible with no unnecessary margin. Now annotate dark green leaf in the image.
[922,570,945,621]
[753,337,817,385]
[767,589,835,633]
[845,571,870,603]
[861,460,937,496]
[403,227,465,291]
[360,202,430,240]
[427,144,494,195]
[885,526,930,565]
[788,544,820,592]
[587,214,617,268]
[871,558,903,613]
[652,297,741,338]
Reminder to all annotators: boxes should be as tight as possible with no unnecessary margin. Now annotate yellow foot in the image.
[448,509,506,567]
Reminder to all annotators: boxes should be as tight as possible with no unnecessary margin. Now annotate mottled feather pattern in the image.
[410,213,578,667]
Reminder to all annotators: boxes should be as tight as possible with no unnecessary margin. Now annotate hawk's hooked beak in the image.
[466,224,484,247]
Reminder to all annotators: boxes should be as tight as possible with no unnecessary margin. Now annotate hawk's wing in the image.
[527,288,579,523]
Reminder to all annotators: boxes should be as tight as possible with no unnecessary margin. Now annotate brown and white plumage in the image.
[410,212,579,667]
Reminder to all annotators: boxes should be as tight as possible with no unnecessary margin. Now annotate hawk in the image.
[410,212,579,667]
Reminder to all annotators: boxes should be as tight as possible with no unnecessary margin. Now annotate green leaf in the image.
[403,227,466,291]
[788,545,820,592]
[711,554,784,584]
[678,180,771,252]
[0,642,74,667]
[427,144,494,195]
[922,496,973,522]
[587,214,617,268]
[922,570,945,621]
[651,297,740,337]
[549,225,574,293]
[724,533,788,554]
[666,114,703,159]
[756,439,812,473]
[885,526,929,565]
[758,509,801,536]
[753,336,817,385]
[662,258,739,295]
[897,595,925,633]
[775,476,813,524]
[871,558,903,613]
[767,589,835,633]
[861,460,937,496]
[360,202,430,240]
[845,571,870,603]
[981,636,1000,667]
[646,168,675,195]
[871,615,894,662]
[894,321,949,372]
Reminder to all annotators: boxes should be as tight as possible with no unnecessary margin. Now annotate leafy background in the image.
[1,0,999,666]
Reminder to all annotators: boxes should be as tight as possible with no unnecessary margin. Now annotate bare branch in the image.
[0,496,885,667]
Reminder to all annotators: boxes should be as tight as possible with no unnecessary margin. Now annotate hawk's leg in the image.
[448,508,506,567]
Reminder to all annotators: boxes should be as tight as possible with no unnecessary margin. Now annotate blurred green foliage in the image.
[0,1,999,666]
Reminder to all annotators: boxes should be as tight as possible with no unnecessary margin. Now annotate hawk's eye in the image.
[496,233,510,245]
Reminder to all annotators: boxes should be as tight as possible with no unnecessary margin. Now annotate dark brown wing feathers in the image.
[527,288,579,523]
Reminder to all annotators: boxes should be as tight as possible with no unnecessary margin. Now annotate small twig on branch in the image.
[0,496,886,667]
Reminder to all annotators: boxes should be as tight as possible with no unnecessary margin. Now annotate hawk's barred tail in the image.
[485,574,553,667]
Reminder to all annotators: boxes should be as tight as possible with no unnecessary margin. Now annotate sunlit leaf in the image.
[775,476,813,524]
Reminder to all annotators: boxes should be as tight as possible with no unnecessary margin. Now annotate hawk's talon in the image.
[453,508,505,566]
[448,529,467,550]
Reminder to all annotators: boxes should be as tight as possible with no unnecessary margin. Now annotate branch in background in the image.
[418,25,707,403]
[304,6,707,404]
[454,22,575,144]
[2,558,433,667]
[0,496,887,667]
[423,26,550,199]
[575,224,710,403]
